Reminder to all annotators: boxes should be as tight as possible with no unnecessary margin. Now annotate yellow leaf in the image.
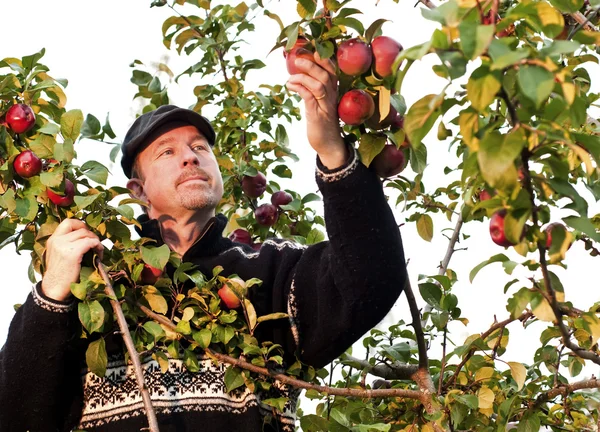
[144,286,168,314]
[378,86,391,121]
[422,423,435,432]
[583,314,600,345]
[459,109,480,151]
[508,361,527,390]
[532,297,555,322]
[478,386,495,410]
[182,307,195,321]
[475,367,495,383]
[567,142,595,177]
[562,82,576,105]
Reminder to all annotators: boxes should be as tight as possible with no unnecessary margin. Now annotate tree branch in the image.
[138,303,425,400]
[405,278,429,370]
[96,257,160,432]
[535,375,600,407]
[340,354,419,380]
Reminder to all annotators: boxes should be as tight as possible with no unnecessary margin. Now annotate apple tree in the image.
[3,0,600,430]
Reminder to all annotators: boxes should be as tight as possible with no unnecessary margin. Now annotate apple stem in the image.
[95,256,161,432]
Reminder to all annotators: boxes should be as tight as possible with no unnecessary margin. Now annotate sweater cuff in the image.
[315,144,359,183]
[32,282,76,314]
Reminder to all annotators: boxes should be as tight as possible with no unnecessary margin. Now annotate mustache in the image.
[177,169,210,185]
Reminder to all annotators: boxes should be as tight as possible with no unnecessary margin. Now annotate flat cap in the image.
[120,105,216,178]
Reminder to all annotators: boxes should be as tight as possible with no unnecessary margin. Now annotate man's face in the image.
[129,125,224,217]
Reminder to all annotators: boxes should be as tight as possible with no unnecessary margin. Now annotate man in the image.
[0,54,407,431]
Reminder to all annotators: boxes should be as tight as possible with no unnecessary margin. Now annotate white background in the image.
[1,0,599,422]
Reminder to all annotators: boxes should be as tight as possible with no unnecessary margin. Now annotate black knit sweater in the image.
[0,148,407,432]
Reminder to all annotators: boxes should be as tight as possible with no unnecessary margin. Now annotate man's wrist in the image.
[317,145,350,170]
[41,280,72,302]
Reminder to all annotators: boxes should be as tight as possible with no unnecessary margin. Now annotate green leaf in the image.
[470,254,509,282]
[459,23,495,59]
[74,193,102,211]
[409,143,427,174]
[224,366,245,393]
[404,94,442,149]
[300,414,330,432]
[40,168,64,188]
[358,133,387,167]
[517,66,554,108]
[55,138,75,163]
[315,40,335,59]
[29,134,56,159]
[365,19,388,42]
[297,0,316,18]
[548,0,584,13]
[143,321,165,340]
[70,280,91,301]
[272,164,292,178]
[563,215,600,242]
[80,160,109,185]
[467,66,501,112]
[38,123,60,136]
[60,109,84,141]
[488,40,531,70]
[141,244,170,270]
[419,282,442,310]
[416,213,434,242]
[78,300,105,333]
[302,193,321,204]
[332,17,365,36]
[144,287,168,314]
[306,228,325,245]
[257,312,289,323]
[193,328,213,348]
[81,114,101,137]
[477,129,524,189]
[507,287,533,319]
[176,319,192,335]
[86,338,107,378]
[243,298,257,330]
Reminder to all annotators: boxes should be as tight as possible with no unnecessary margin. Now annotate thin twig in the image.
[96,257,160,432]
[138,303,425,400]
[404,279,429,370]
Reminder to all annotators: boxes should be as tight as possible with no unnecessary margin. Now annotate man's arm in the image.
[0,283,84,431]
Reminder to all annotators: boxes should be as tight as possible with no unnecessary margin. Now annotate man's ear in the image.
[126,178,148,206]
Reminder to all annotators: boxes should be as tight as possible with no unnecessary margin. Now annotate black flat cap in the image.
[120,105,216,178]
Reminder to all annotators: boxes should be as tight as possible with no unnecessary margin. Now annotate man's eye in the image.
[193,145,207,151]
[160,149,173,156]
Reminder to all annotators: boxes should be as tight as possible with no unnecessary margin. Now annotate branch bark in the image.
[341,354,418,380]
[96,257,160,432]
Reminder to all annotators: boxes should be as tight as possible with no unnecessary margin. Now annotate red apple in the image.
[371,144,407,178]
[5,104,36,134]
[366,101,398,130]
[338,89,375,125]
[218,277,246,309]
[271,190,293,207]
[283,37,309,58]
[241,172,267,198]
[229,228,252,245]
[391,113,404,130]
[337,38,372,76]
[489,210,517,247]
[255,203,279,227]
[286,47,316,75]
[479,190,493,201]
[13,150,42,178]
[252,242,262,251]
[140,264,163,285]
[47,179,75,207]
[545,223,572,250]
[371,36,403,78]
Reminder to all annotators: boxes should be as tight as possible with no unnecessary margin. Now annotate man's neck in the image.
[151,210,215,257]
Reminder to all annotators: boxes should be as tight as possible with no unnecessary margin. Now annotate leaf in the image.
[477,129,524,189]
[563,215,600,242]
[531,295,555,322]
[302,193,321,204]
[80,160,109,185]
[224,366,245,393]
[193,328,212,349]
[358,133,387,167]
[548,0,584,13]
[38,123,60,136]
[29,134,56,159]
[60,109,84,141]
[471,254,510,284]
[300,414,330,432]
[467,67,501,112]
[419,282,442,310]
[409,143,428,174]
[517,66,554,108]
[78,300,105,334]
[244,298,257,330]
[297,0,317,19]
[507,287,534,319]
[404,94,442,149]
[257,312,289,323]
[86,338,107,378]
[459,23,495,59]
[145,288,168,314]
[74,193,102,211]
[508,361,527,390]
[416,213,434,242]
[141,244,170,270]
[477,386,495,410]
[143,321,165,340]
[306,228,325,245]
[365,19,388,42]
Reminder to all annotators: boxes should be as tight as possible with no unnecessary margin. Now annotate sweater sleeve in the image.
[285,146,407,368]
[0,283,84,432]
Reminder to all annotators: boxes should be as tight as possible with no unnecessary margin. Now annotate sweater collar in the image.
[135,212,229,259]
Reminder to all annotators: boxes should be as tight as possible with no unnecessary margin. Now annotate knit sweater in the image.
[0,148,407,432]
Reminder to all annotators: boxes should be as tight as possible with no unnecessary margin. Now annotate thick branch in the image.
[139,304,424,400]
[96,258,160,432]
[535,376,600,407]
[439,213,463,277]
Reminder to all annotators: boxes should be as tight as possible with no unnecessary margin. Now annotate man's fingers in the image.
[286,81,317,104]
[293,58,334,90]
[287,74,327,99]
[61,228,99,243]
[53,218,87,236]
[313,51,338,78]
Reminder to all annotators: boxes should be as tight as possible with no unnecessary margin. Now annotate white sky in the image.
[1,0,599,399]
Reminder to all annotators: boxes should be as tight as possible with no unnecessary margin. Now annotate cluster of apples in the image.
[481,191,571,250]
[1,103,75,207]
[285,35,408,179]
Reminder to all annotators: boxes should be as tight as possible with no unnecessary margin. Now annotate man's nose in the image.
[181,147,200,168]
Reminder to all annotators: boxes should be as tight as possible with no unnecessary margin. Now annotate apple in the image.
[338,89,375,125]
[371,36,403,78]
[271,190,293,207]
[47,179,75,207]
[391,113,404,130]
[366,101,398,130]
[13,150,42,178]
[545,222,571,250]
[255,203,279,226]
[489,210,517,247]
[283,37,309,58]
[229,228,252,245]
[479,190,493,201]
[5,104,36,134]
[218,277,246,309]
[337,38,372,76]
[241,171,267,198]
[286,47,315,75]
[371,144,407,178]
[251,242,262,251]
[140,264,162,285]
